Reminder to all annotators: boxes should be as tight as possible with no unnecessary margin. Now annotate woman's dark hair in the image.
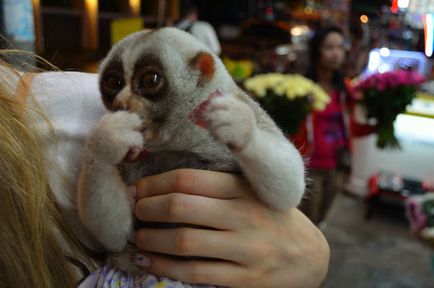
[180,1,198,18]
[307,25,347,93]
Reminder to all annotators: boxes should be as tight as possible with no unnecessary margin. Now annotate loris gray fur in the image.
[77,27,305,275]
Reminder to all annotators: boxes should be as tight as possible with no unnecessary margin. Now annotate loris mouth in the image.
[134,149,150,161]
[125,147,150,162]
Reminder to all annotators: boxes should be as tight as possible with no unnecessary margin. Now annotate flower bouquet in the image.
[406,193,434,249]
[223,57,254,82]
[355,70,425,149]
[244,73,329,135]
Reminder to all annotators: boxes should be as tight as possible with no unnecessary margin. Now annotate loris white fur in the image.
[77,27,305,275]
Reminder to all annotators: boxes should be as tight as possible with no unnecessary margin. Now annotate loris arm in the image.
[77,111,144,252]
[203,91,305,210]
[235,126,305,210]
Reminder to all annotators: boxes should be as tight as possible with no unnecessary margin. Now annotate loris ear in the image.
[190,52,215,86]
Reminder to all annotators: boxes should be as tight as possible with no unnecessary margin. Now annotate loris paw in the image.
[202,91,256,151]
[107,247,147,275]
[89,111,144,164]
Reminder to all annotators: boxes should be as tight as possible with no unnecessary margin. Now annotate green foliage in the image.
[361,85,417,149]
[258,90,311,135]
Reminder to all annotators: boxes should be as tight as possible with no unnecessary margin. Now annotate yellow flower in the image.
[244,73,330,111]
[223,57,254,81]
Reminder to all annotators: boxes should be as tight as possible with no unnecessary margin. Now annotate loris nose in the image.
[113,98,129,111]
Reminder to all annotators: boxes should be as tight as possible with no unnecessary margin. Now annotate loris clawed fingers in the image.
[202,91,256,152]
[89,111,144,164]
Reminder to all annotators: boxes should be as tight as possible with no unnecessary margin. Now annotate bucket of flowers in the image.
[244,73,329,135]
[223,57,254,83]
[406,193,434,249]
[355,69,425,149]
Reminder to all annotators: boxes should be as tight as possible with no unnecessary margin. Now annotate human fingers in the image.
[134,193,240,230]
[135,169,249,200]
[135,227,248,263]
[136,208,330,288]
[241,208,330,288]
[289,210,330,287]
[138,253,247,287]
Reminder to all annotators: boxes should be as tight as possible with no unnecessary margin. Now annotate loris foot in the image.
[107,245,147,275]
[198,90,256,152]
[88,111,144,164]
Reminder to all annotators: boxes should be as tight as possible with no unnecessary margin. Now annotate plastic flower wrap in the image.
[355,70,425,149]
[244,73,329,135]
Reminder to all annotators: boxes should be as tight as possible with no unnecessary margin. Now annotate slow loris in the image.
[77,27,305,276]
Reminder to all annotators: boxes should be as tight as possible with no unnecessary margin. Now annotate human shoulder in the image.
[176,19,193,31]
[30,71,107,138]
[31,71,102,109]
[190,20,216,33]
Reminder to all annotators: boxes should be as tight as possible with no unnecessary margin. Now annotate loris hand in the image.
[190,89,255,152]
[88,111,144,164]
[133,169,330,287]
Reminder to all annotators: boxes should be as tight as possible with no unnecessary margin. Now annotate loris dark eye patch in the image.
[99,59,125,110]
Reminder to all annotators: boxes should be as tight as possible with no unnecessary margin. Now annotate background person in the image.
[175,2,221,55]
[296,26,373,225]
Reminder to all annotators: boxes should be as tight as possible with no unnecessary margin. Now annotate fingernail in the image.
[132,253,151,268]
[128,185,137,200]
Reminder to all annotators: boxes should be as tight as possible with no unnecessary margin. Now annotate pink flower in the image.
[356,70,425,92]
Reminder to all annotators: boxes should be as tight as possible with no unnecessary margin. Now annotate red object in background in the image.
[367,172,427,199]
[366,172,429,220]
[391,0,399,13]
[422,180,434,192]
[368,174,379,198]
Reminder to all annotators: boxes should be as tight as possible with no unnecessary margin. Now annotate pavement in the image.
[322,194,434,288]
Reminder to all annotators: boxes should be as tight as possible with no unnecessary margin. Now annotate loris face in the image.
[98,28,228,150]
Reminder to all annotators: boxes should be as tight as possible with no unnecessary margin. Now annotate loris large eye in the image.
[140,71,161,90]
[133,65,165,100]
[139,71,161,93]
[103,74,124,92]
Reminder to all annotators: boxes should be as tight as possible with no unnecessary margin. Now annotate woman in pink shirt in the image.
[297,26,373,224]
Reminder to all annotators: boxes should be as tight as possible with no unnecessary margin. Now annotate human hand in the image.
[133,169,330,287]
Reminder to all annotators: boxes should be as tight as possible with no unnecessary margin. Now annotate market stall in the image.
[348,48,434,198]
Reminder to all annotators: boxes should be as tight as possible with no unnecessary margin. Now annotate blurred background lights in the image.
[379,47,391,57]
[290,25,309,36]
[360,14,369,24]
[368,51,381,71]
[424,13,434,57]
[398,0,410,9]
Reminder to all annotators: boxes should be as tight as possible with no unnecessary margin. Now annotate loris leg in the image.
[77,111,144,252]
[202,92,305,211]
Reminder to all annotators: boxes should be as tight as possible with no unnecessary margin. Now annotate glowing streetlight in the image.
[360,14,369,24]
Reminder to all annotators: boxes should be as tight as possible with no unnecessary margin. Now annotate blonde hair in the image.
[0,61,92,287]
